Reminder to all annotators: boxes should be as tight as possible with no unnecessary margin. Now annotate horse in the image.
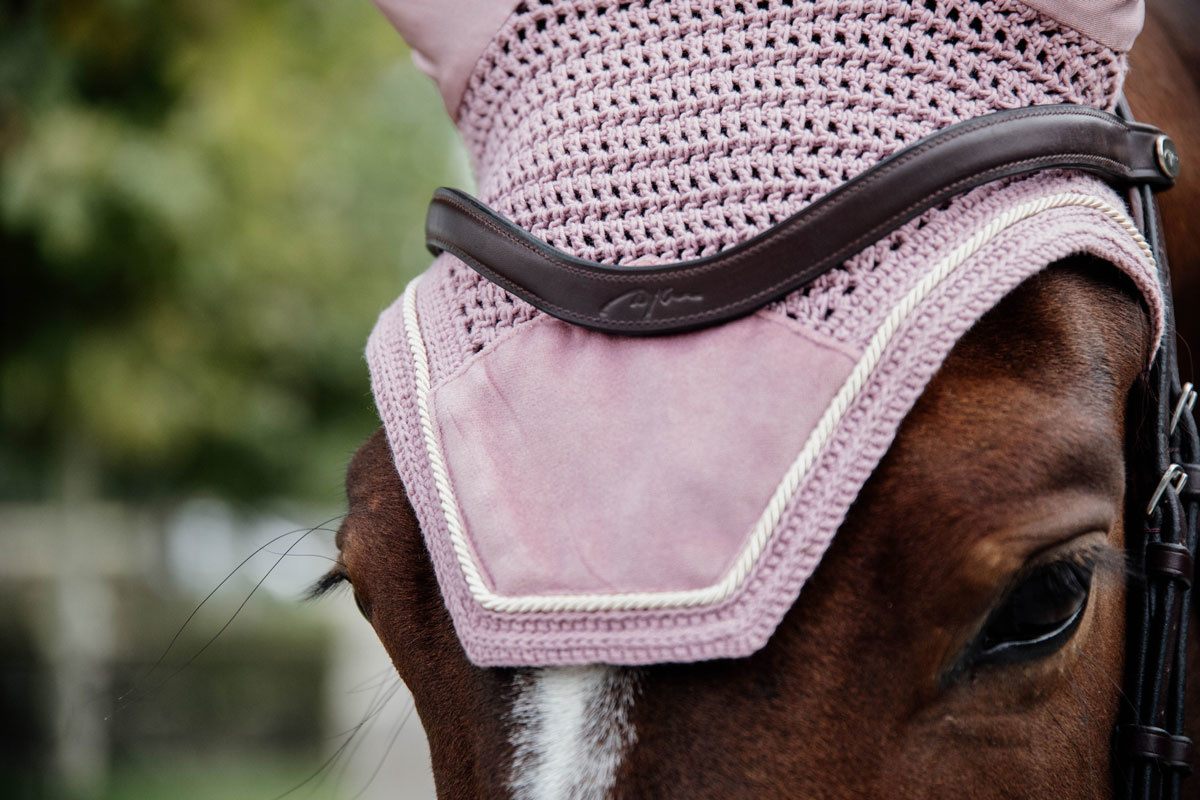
[316,1,1200,797]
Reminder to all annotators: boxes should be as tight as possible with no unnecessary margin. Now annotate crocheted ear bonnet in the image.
[367,0,1163,667]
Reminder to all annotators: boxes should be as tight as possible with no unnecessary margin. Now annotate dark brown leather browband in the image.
[426,104,1178,335]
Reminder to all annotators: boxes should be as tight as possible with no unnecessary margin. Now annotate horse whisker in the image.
[263,548,342,564]
[350,697,417,800]
[269,678,404,800]
[331,679,405,791]
[345,666,402,695]
[328,676,403,741]
[1064,663,1103,793]
[112,513,351,711]
[1076,645,1136,717]
[112,514,355,713]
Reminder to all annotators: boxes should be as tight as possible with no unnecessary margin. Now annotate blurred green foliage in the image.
[1,0,466,504]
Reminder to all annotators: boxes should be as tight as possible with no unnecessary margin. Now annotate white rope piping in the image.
[403,192,1154,613]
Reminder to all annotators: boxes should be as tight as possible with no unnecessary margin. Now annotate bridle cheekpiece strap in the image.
[1116,97,1197,800]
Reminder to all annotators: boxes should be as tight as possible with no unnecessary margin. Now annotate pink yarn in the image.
[462,0,1122,261]
[366,0,1163,665]
[439,0,1125,358]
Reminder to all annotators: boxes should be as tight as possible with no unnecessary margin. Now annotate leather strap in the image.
[426,104,1177,335]
[1124,725,1194,772]
[1118,93,1195,800]
[1145,542,1195,588]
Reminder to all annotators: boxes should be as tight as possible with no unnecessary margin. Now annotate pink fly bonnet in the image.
[366,0,1164,666]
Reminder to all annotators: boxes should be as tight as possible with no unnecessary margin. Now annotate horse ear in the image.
[369,0,517,120]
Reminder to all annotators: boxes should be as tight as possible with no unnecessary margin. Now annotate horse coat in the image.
[365,0,1165,667]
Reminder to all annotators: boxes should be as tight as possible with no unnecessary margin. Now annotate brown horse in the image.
[319,3,1200,797]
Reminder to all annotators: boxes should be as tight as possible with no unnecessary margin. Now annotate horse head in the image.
[318,1,1200,796]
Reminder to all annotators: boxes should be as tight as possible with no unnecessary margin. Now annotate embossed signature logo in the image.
[599,287,705,321]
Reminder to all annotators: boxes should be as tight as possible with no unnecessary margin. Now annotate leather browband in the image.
[426,104,1177,335]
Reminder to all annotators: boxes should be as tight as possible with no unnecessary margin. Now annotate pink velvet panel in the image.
[432,312,859,597]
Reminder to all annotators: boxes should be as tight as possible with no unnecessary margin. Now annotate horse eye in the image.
[971,559,1093,666]
[353,589,372,622]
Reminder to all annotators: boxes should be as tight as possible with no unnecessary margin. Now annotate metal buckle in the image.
[1170,382,1197,435]
[1147,463,1189,515]
[1156,134,1182,181]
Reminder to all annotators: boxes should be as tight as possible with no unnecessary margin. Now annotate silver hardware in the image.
[1170,382,1196,435]
[1147,463,1188,515]
[1156,135,1181,180]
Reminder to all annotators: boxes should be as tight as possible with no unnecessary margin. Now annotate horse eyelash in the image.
[307,568,350,600]
[1065,542,1124,575]
[1084,542,1131,579]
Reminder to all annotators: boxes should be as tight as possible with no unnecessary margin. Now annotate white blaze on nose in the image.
[508,665,636,800]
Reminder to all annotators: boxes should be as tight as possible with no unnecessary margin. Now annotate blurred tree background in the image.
[2,0,465,505]
[1,1,463,798]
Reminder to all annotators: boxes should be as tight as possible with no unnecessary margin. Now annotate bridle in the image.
[1117,97,1197,800]
[422,100,1193,799]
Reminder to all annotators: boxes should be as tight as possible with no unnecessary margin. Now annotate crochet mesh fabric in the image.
[434,0,1125,362]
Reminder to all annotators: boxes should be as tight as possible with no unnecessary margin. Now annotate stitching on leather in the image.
[435,107,1139,292]
[437,164,1135,328]
[521,182,1137,329]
